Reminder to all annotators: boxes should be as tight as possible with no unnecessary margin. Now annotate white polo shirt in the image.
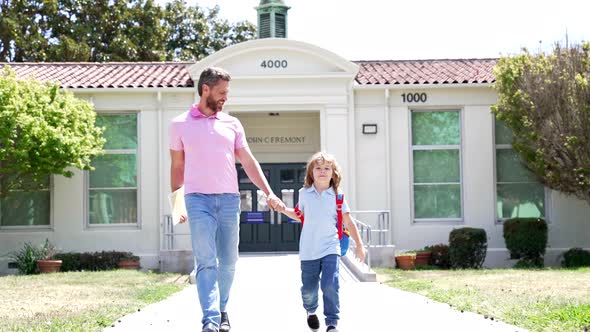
[297,185,350,261]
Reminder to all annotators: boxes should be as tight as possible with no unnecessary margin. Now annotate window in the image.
[495,121,545,220]
[0,175,51,227]
[411,110,462,221]
[88,113,138,225]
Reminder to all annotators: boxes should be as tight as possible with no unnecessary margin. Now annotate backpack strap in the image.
[294,204,304,225]
[336,193,344,240]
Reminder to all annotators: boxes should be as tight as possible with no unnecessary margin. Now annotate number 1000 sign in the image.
[401,93,427,103]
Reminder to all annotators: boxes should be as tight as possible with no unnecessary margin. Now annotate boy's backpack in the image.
[294,193,351,256]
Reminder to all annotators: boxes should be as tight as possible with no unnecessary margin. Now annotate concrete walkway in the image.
[105,253,528,332]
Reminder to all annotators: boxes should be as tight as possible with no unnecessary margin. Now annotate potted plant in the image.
[395,252,416,270]
[118,252,140,270]
[415,247,433,266]
[36,239,62,273]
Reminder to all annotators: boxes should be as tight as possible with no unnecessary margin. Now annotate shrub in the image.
[561,248,590,268]
[38,239,59,260]
[120,252,140,262]
[53,251,139,272]
[426,243,450,269]
[449,228,487,269]
[9,242,43,275]
[503,218,548,268]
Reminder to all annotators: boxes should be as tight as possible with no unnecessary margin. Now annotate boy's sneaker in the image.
[220,312,231,332]
[326,326,338,332]
[307,313,320,331]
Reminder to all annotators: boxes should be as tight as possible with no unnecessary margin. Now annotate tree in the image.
[162,1,256,61]
[0,66,105,196]
[0,0,256,62]
[492,42,590,204]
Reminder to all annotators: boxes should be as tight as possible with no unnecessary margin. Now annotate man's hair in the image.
[197,67,231,96]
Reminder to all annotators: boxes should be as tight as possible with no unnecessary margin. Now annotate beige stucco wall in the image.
[353,86,590,267]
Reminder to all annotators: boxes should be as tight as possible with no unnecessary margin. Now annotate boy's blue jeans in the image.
[185,193,240,328]
[301,254,340,326]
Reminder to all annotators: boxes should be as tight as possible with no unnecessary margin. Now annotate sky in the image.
[158,0,589,61]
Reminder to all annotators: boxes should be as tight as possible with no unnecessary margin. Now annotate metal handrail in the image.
[349,210,391,245]
[161,215,190,250]
[349,217,372,269]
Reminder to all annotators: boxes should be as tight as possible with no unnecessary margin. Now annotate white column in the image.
[323,107,350,193]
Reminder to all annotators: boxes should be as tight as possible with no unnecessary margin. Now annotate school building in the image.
[1,0,589,274]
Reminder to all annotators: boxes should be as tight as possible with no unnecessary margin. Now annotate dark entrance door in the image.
[237,163,306,252]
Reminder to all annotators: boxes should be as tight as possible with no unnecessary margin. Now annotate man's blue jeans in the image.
[300,254,340,326]
[185,193,240,328]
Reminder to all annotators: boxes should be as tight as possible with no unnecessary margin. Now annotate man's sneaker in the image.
[220,312,231,332]
[202,322,218,332]
[307,313,320,331]
[326,326,338,332]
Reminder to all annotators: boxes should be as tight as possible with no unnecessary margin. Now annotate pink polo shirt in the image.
[169,105,248,194]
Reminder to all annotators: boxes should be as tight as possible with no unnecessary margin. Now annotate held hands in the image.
[266,193,286,212]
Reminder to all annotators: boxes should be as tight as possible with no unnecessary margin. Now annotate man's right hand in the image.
[266,193,286,212]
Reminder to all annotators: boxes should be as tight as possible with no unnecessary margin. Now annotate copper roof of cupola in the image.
[259,0,286,5]
[1,58,497,89]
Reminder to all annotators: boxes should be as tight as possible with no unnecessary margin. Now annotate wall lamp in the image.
[362,124,378,135]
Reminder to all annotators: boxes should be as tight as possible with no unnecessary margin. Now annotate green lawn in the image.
[375,267,590,332]
[0,270,187,332]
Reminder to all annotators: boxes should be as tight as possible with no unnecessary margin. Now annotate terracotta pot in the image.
[415,251,432,266]
[118,260,140,270]
[37,260,63,273]
[395,255,416,270]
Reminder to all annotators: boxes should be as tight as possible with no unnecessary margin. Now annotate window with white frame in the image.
[411,110,462,221]
[495,121,545,220]
[88,113,138,225]
[0,175,50,227]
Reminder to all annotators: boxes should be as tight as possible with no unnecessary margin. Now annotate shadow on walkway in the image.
[105,253,528,332]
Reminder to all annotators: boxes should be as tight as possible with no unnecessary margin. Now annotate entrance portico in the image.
[162,38,361,255]
[187,38,360,206]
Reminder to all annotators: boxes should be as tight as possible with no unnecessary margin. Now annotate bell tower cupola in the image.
[256,0,290,38]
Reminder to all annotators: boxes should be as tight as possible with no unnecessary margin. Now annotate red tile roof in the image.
[354,59,497,85]
[1,59,497,88]
[0,62,194,88]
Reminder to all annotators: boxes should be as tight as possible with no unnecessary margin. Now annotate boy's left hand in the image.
[355,245,366,263]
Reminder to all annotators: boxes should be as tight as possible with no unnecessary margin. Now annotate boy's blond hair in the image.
[304,152,342,194]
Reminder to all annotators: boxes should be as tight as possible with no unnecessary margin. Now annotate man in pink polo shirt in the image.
[169,67,285,332]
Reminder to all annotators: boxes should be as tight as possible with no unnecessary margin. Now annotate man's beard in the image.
[206,96,223,113]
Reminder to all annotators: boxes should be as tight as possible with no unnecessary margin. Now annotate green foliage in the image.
[0,0,256,62]
[448,227,487,269]
[54,251,140,272]
[38,238,59,260]
[534,304,590,331]
[426,243,451,269]
[561,248,590,268]
[8,239,59,274]
[0,67,105,196]
[8,242,42,275]
[503,218,547,268]
[163,0,256,61]
[492,42,590,204]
